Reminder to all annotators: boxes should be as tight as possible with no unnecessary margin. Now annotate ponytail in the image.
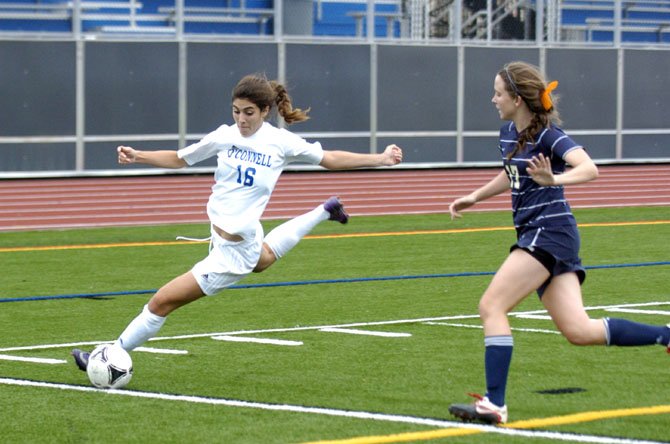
[270,81,310,124]
[232,74,310,125]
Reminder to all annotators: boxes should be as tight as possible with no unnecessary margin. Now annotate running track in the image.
[1,165,669,232]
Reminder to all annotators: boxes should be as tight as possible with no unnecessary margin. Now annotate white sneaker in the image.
[449,393,508,424]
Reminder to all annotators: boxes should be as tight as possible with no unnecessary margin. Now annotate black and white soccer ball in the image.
[86,344,133,389]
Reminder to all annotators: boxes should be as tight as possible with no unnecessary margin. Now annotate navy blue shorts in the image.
[510,225,586,297]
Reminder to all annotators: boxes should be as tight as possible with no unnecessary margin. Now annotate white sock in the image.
[264,205,328,259]
[115,304,166,352]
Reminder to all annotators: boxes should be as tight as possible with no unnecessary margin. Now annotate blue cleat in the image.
[323,196,349,224]
[71,348,90,372]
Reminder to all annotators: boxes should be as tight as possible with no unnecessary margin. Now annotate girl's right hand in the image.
[448,195,477,220]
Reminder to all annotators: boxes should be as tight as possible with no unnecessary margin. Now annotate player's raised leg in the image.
[254,196,348,272]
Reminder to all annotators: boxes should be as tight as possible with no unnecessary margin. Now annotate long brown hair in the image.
[232,74,310,124]
[499,61,561,159]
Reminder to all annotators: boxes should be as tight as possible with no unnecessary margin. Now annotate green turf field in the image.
[0,207,668,443]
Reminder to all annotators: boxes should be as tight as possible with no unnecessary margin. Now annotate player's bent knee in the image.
[561,328,599,346]
[478,298,507,322]
[253,260,269,273]
[253,245,277,273]
[564,335,591,346]
[556,318,606,346]
[147,298,170,317]
[148,290,202,317]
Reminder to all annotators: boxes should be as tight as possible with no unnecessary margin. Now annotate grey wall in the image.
[0,42,76,137]
[1,39,668,175]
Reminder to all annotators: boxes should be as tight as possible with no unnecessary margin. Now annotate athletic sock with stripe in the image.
[484,335,514,407]
[604,318,670,346]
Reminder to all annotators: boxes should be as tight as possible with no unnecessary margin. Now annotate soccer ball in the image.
[86,344,133,389]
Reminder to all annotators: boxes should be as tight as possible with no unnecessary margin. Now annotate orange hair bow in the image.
[541,80,558,111]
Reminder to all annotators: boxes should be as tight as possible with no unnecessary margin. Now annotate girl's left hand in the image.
[382,144,403,165]
[526,153,555,186]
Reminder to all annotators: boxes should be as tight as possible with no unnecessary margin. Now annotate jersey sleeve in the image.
[543,127,583,159]
[280,129,324,165]
[177,125,228,165]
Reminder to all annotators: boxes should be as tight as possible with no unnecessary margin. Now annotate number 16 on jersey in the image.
[236,165,256,187]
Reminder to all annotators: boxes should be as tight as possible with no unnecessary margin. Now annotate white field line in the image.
[424,322,561,335]
[134,346,189,355]
[0,342,188,364]
[0,301,667,360]
[0,354,66,364]
[211,336,303,346]
[515,314,553,320]
[0,377,665,444]
[319,327,412,337]
[604,308,670,316]
[0,340,114,352]
[0,313,482,354]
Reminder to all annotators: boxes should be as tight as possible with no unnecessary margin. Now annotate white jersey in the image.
[178,122,324,237]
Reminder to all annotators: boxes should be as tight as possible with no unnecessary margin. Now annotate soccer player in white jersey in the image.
[447,61,670,424]
[72,73,403,372]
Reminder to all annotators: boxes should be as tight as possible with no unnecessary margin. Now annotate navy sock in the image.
[484,335,513,407]
[604,318,670,346]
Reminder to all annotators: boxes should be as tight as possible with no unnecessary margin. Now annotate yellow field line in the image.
[305,404,670,444]
[0,240,201,253]
[305,427,481,444]
[503,404,670,428]
[309,219,670,240]
[1,220,668,253]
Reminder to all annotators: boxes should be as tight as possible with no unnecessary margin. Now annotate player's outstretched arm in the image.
[526,150,598,187]
[319,144,402,170]
[448,170,510,219]
[117,146,188,169]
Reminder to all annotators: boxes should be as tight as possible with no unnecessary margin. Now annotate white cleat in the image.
[449,393,508,424]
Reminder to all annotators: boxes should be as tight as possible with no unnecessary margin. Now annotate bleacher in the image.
[156,1,275,36]
[0,0,281,35]
[313,0,403,37]
[0,0,405,37]
[0,0,669,43]
[560,0,670,43]
[0,0,73,32]
[0,0,165,34]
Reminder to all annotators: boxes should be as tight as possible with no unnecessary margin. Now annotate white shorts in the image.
[191,223,264,295]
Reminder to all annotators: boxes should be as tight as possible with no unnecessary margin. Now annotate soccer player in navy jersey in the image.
[447,61,670,424]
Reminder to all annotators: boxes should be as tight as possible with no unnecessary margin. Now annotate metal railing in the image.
[0,0,670,43]
[1,0,669,177]
[558,0,670,43]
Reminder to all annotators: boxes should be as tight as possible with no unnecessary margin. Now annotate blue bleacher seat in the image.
[0,0,668,42]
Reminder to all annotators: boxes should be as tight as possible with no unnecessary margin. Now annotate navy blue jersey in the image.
[499,122,583,230]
